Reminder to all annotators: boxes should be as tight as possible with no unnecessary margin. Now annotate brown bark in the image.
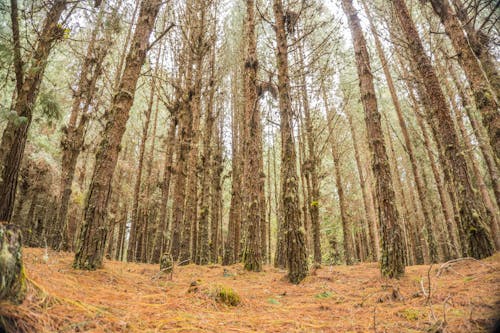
[128,63,158,262]
[273,0,308,284]
[331,131,354,265]
[178,43,204,265]
[210,123,223,263]
[439,64,500,250]
[448,63,500,211]
[451,0,500,99]
[169,52,195,260]
[224,71,243,265]
[343,0,405,278]
[73,0,162,270]
[242,0,262,272]
[396,53,461,258]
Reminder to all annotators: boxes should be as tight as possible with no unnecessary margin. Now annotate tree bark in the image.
[428,0,500,161]
[342,0,405,278]
[273,0,308,284]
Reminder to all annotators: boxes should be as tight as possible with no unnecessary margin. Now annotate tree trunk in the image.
[392,0,494,259]
[150,116,177,262]
[345,108,380,261]
[429,0,500,161]
[210,123,223,263]
[55,4,112,251]
[73,0,162,270]
[198,30,217,265]
[273,0,308,284]
[0,0,67,221]
[296,38,321,265]
[343,0,405,278]
[242,0,263,272]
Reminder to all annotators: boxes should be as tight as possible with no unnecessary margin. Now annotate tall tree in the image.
[361,0,438,263]
[342,0,405,278]
[273,0,308,284]
[0,0,68,221]
[242,0,263,272]
[73,0,162,269]
[391,0,494,259]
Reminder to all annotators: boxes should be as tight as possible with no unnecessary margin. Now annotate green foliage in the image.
[267,298,280,305]
[211,285,241,306]
[36,88,62,123]
[399,308,420,321]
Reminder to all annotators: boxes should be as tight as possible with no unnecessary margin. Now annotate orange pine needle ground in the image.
[2,248,498,332]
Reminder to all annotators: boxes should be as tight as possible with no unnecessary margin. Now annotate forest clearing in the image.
[0,0,499,331]
[0,248,498,332]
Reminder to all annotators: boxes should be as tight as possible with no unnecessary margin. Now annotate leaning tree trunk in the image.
[73,0,162,270]
[0,0,67,221]
[273,0,308,284]
[342,0,405,278]
[428,0,500,161]
[392,0,494,259]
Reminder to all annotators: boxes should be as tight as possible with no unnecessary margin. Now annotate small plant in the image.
[267,298,280,305]
[315,291,333,299]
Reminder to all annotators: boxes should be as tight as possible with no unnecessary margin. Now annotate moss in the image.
[211,285,240,306]
[0,224,27,304]
[399,308,420,321]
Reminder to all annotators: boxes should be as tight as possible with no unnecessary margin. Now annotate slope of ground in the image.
[1,248,498,332]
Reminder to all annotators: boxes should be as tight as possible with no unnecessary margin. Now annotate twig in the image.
[426,264,433,306]
[436,257,492,277]
[373,305,377,333]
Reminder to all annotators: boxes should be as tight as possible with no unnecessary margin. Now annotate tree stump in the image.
[0,223,27,304]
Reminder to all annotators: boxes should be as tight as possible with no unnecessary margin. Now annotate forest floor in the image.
[1,248,499,332]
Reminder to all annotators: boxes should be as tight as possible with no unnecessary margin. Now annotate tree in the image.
[427,0,500,162]
[391,0,494,259]
[73,0,163,270]
[273,0,308,284]
[242,0,263,272]
[0,0,68,221]
[342,0,405,278]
